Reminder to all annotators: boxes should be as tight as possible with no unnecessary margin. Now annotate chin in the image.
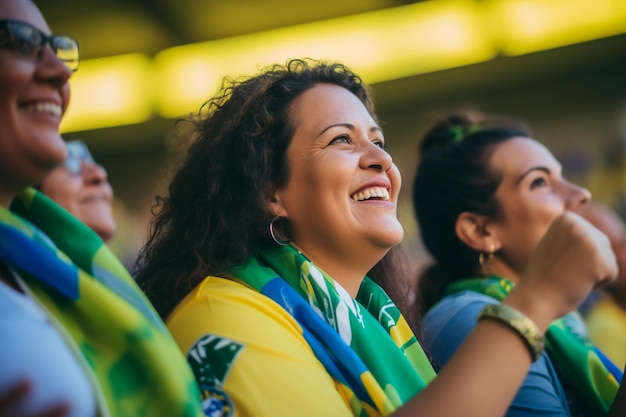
[82,213,117,241]
[93,224,117,243]
[36,132,68,161]
[372,224,404,248]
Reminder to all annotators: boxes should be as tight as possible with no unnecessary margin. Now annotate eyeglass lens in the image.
[0,20,79,71]
[64,141,94,175]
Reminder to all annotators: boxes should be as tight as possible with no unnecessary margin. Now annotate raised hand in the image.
[510,211,617,329]
[0,380,70,417]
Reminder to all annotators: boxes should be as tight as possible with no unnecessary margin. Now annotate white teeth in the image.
[24,102,62,117]
[351,186,390,201]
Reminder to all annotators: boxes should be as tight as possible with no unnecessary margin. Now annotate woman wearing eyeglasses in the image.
[0,1,204,416]
[39,141,117,243]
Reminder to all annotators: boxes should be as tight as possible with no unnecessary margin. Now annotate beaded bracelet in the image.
[477,304,545,362]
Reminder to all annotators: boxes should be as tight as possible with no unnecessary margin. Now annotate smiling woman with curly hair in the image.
[134,59,624,417]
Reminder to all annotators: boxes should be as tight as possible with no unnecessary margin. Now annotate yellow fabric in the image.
[167,276,354,417]
[585,293,626,369]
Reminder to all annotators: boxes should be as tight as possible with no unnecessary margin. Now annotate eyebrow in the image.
[515,166,552,184]
[317,123,383,137]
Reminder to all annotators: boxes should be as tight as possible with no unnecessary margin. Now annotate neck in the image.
[486,258,520,283]
[291,242,378,298]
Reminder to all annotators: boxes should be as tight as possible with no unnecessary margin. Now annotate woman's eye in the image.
[373,140,386,149]
[530,177,547,189]
[331,135,351,144]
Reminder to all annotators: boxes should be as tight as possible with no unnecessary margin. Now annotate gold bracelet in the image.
[477,304,545,362]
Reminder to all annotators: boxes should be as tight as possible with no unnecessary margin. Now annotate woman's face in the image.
[488,137,590,277]
[272,83,403,285]
[39,142,116,242]
[0,0,72,206]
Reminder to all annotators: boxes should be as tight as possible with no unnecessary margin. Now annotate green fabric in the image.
[0,188,203,417]
[227,245,436,416]
[445,276,622,416]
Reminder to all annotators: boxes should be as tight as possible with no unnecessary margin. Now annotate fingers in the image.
[515,211,618,326]
[0,380,30,409]
[574,212,618,283]
[0,380,70,417]
[31,404,70,417]
[541,211,617,284]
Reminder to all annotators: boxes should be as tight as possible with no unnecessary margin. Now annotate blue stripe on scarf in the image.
[594,347,624,383]
[90,264,168,332]
[262,277,374,407]
[0,224,79,300]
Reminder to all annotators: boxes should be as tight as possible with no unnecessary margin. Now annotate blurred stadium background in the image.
[37,0,626,271]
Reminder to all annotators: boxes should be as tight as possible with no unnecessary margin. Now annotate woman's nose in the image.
[36,46,73,85]
[361,142,393,171]
[82,161,108,184]
[564,181,591,213]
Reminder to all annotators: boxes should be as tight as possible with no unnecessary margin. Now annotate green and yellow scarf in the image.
[445,276,623,416]
[227,245,436,417]
[0,188,203,417]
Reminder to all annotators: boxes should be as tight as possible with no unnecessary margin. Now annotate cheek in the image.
[0,84,18,129]
[389,164,402,198]
[304,157,351,197]
[537,204,565,230]
[518,207,565,255]
[0,61,30,100]
[508,195,564,224]
[498,203,559,246]
[60,83,71,114]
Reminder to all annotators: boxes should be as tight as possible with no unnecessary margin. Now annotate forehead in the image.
[489,136,558,176]
[290,83,376,131]
[0,0,50,33]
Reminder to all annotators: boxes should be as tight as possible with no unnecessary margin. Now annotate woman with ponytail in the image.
[413,110,624,417]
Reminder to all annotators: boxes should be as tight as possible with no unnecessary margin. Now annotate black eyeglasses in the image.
[0,19,79,71]
[64,141,94,175]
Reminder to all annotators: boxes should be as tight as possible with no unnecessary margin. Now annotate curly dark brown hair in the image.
[134,58,416,328]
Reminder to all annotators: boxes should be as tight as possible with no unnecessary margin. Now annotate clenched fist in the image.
[505,211,617,331]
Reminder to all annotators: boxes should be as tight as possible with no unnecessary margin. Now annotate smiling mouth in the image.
[22,102,62,117]
[351,186,390,201]
[82,195,110,204]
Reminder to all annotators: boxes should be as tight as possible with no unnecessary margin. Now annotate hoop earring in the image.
[479,242,496,277]
[269,215,291,246]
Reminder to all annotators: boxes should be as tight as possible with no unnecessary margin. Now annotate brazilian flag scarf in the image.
[227,244,436,417]
[0,188,204,417]
[445,276,623,417]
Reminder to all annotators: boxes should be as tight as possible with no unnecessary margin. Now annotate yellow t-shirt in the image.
[167,276,354,417]
[585,293,626,369]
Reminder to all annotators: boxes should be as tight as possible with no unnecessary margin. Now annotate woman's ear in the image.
[455,212,498,252]
[267,187,287,217]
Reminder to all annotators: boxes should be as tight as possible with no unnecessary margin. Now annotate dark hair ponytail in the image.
[412,110,531,315]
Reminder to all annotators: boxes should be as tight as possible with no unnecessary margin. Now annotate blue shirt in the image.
[423,290,584,417]
[0,279,96,417]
